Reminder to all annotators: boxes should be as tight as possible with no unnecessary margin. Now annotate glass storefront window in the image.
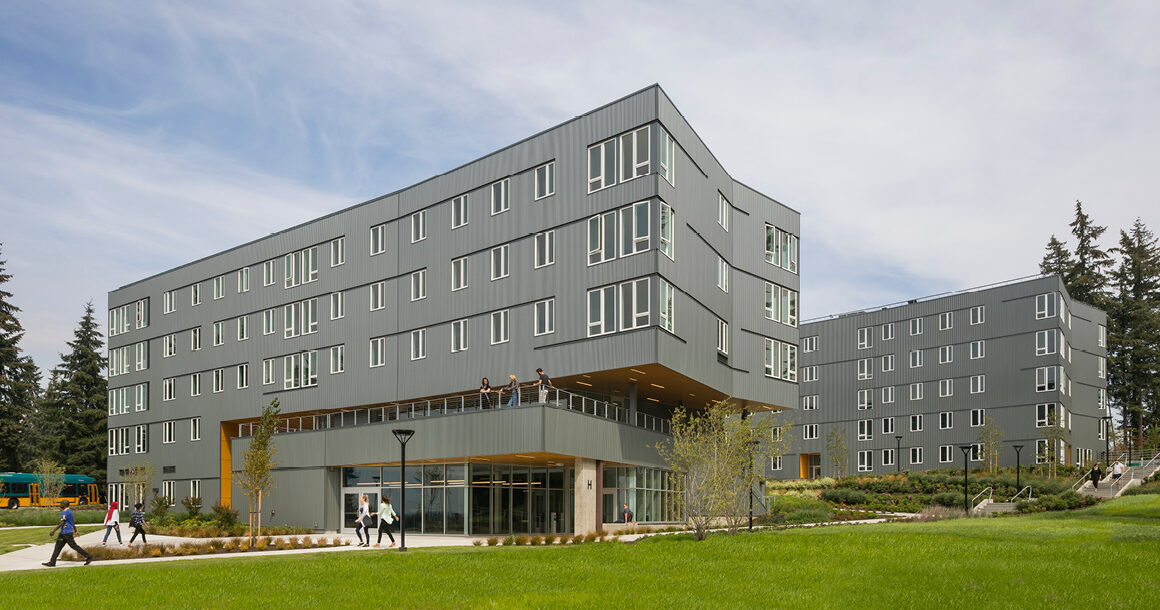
[343,466,381,487]
[470,464,491,485]
[446,464,466,486]
[424,464,445,485]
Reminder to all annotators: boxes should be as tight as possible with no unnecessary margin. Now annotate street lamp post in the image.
[392,428,415,551]
[959,446,972,515]
[895,436,903,473]
[1103,416,1112,468]
[1012,445,1024,494]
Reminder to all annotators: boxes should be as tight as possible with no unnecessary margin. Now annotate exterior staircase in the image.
[978,501,1017,516]
[1075,449,1160,500]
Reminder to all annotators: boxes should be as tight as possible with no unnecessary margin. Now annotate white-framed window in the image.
[764,224,799,273]
[857,388,873,409]
[451,194,468,229]
[134,384,147,412]
[857,358,872,381]
[213,275,224,300]
[659,202,674,260]
[764,338,798,382]
[1036,439,1049,464]
[1035,293,1057,319]
[659,280,675,334]
[940,412,953,430]
[939,445,955,463]
[284,246,319,288]
[491,245,510,280]
[881,354,895,372]
[370,224,387,256]
[1098,324,1106,348]
[236,267,250,293]
[858,419,872,441]
[263,260,276,286]
[588,138,616,192]
[717,257,729,292]
[620,200,650,257]
[263,309,276,335]
[939,345,953,364]
[882,323,895,341]
[163,378,175,401]
[881,386,895,404]
[970,374,985,394]
[410,329,427,360]
[970,443,984,462]
[939,379,953,397]
[620,278,650,331]
[163,290,176,314]
[882,417,895,435]
[162,481,175,505]
[910,382,924,401]
[910,446,923,465]
[1099,417,1107,440]
[191,417,201,442]
[213,321,224,346]
[857,327,872,350]
[283,350,318,389]
[910,317,923,336]
[284,298,318,338]
[1097,356,1106,379]
[491,310,509,345]
[191,327,202,351]
[535,161,555,199]
[490,178,509,215]
[190,373,201,397]
[588,210,616,265]
[764,283,799,327]
[535,299,555,336]
[716,318,730,355]
[411,210,427,243]
[370,281,386,311]
[237,363,249,389]
[970,340,985,360]
[803,424,818,440]
[802,336,818,353]
[262,358,275,385]
[1098,388,1106,410]
[451,319,469,353]
[882,448,896,467]
[163,421,175,444]
[212,368,224,393]
[1036,329,1058,356]
[534,231,555,268]
[587,285,616,337]
[369,338,386,368]
[190,479,201,500]
[330,237,346,267]
[970,305,984,325]
[910,414,923,432]
[939,311,953,330]
[330,345,344,374]
[134,342,148,371]
[858,450,873,473]
[620,125,650,182]
[910,349,923,368]
[108,346,131,377]
[717,193,730,231]
[1035,366,1058,392]
[658,128,675,185]
[237,316,249,341]
[802,366,818,383]
[802,395,818,410]
[771,455,782,471]
[191,283,202,306]
[971,408,985,427]
[452,257,468,291]
[330,292,345,320]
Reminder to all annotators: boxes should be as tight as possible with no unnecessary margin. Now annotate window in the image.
[191,418,201,442]
[970,340,985,360]
[588,138,616,192]
[491,245,510,280]
[452,257,468,291]
[939,379,953,397]
[162,480,175,504]
[588,210,616,265]
[1035,366,1058,392]
[451,319,469,353]
[882,417,895,435]
[411,211,426,243]
[970,374,985,394]
[410,329,427,360]
[284,246,319,288]
[535,161,555,199]
[369,282,386,311]
[587,285,616,337]
[1099,417,1107,441]
[263,260,276,286]
[619,201,650,257]
[858,419,872,441]
[857,388,873,409]
[620,125,650,182]
[213,321,224,346]
[970,305,984,325]
[764,283,798,327]
[858,450,873,472]
[1036,329,1058,356]
[771,456,782,471]
[213,368,224,393]
[213,275,224,300]
[330,292,345,320]
[910,382,924,401]
[802,366,818,383]
[370,224,387,255]
[659,280,675,333]
[940,412,953,430]
[163,378,175,401]
[659,203,674,259]
[802,395,818,410]
[191,327,201,351]
[190,373,201,397]
[451,194,468,228]
[802,336,818,353]
[490,178,509,215]
[909,349,923,368]
[1098,356,1106,379]
[910,318,923,335]
[857,327,872,349]
[237,316,249,341]
[803,424,818,440]
[940,445,954,463]
[717,193,730,231]
[330,237,346,267]
[971,408,985,427]
[937,345,952,364]
[857,358,872,380]
[764,339,798,382]
[1098,388,1106,410]
[716,318,730,355]
[410,270,426,301]
[881,386,895,404]
[939,312,953,330]
[237,364,249,389]
[262,358,275,385]
[620,278,650,331]
[1098,324,1106,348]
[882,449,896,467]
[163,290,176,314]
[1035,293,1057,319]
[910,447,924,465]
[717,257,729,292]
[764,224,799,273]
[283,351,318,389]
[134,384,147,411]
[910,414,923,432]
[659,128,675,184]
[284,298,319,337]
[1036,439,1049,464]
[134,342,148,371]
[882,323,895,341]
[369,338,386,368]
[330,345,344,374]
[970,444,984,462]
[535,299,555,336]
[190,479,201,500]
[163,421,175,444]
[263,309,275,335]
[191,283,201,306]
[881,354,895,372]
[534,231,555,268]
[491,310,509,344]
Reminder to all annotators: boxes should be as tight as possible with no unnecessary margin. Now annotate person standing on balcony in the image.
[534,367,554,403]
[505,374,520,407]
[479,377,492,409]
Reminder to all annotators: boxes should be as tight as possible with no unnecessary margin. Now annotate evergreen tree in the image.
[0,244,40,472]
[1039,235,1074,280]
[24,367,66,464]
[1107,219,1160,449]
[54,303,108,482]
[1066,200,1113,305]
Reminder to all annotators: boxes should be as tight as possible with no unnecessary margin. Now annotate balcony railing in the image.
[236,384,671,438]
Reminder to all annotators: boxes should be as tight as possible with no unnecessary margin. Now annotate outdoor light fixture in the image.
[1103,416,1112,468]
[392,429,415,551]
[959,445,972,514]
[895,436,903,473]
[1012,444,1024,494]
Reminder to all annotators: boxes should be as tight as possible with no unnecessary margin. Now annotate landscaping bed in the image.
[59,535,351,562]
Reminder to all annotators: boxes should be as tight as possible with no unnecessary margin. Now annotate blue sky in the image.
[1,1,1157,374]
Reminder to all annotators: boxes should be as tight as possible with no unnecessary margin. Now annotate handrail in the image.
[1070,467,1095,493]
[972,486,993,507]
[1010,486,1033,502]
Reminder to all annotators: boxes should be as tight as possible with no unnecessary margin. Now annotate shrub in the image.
[514,534,530,546]
[210,502,239,528]
[472,539,483,546]
[914,505,966,522]
[544,534,557,545]
[503,535,516,546]
[149,494,171,520]
[932,492,963,508]
[486,536,500,546]
[781,508,831,524]
[820,489,868,505]
[180,496,203,516]
[1016,491,1100,513]
[302,536,314,547]
[584,532,597,543]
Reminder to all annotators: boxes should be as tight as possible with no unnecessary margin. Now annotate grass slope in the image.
[3,498,1159,608]
[0,526,102,555]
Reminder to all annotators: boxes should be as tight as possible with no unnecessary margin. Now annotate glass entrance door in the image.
[342,490,378,534]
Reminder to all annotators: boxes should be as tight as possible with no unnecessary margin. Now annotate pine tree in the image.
[1066,201,1113,305]
[24,367,66,464]
[1107,219,1160,450]
[1039,235,1074,280]
[0,244,40,472]
[54,302,108,482]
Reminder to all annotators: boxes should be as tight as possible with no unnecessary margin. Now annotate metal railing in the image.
[236,384,671,438]
[1010,486,1033,502]
[1070,467,1097,493]
[971,486,993,509]
[1071,452,1127,492]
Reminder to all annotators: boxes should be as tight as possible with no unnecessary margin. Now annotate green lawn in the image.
[0,526,101,555]
[3,498,1159,608]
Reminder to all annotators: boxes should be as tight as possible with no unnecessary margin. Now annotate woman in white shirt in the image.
[373,495,399,548]
[101,500,122,545]
[355,494,371,547]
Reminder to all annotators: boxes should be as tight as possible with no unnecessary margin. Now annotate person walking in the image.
[505,374,520,408]
[534,367,554,403]
[1112,460,1125,487]
[1091,464,1103,490]
[101,500,122,545]
[479,377,492,410]
[373,495,399,548]
[128,502,148,545]
[355,494,372,547]
[43,499,93,567]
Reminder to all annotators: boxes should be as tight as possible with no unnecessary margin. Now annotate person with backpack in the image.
[128,502,148,545]
[373,495,398,548]
[102,500,122,545]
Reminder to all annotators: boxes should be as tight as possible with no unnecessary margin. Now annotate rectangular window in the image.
[452,257,468,291]
[910,447,923,465]
[1098,324,1106,348]
[910,382,924,401]
[491,244,510,280]
[328,292,345,320]
[910,318,923,335]
[162,481,175,505]
[191,417,201,442]
[716,318,730,355]
[1036,439,1049,464]
[970,305,984,325]
[764,338,799,382]
[191,283,201,306]
[190,373,201,397]
[717,257,729,292]
[259,309,273,336]
[970,340,985,360]
[659,280,675,333]
[213,275,224,300]
[410,269,426,301]
[163,378,175,401]
[369,338,386,368]
[764,283,798,327]
[1035,293,1057,319]
[802,395,818,410]
[910,414,923,432]
[490,178,509,215]
[1036,329,1058,356]
[717,193,730,231]
[451,194,468,229]
[262,358,275,385]
[134,342,148,371]
[881,386,895,404]
[764,224,799,273]
[939,345,953,364]
[370,224,387,256]
[771,456,782,471]
[587,285,616,337]
[134,384,147,412]
[857,358,872,381]
[1097,356,1106,379]
[410,329,427,360]
[588,210,617,265]
[190,479,201,500]
[263,260,276,286]
[411,211,426,243]
[659,202,674,259]
[620,278,650,331]
[971,444,984,462]
[970,374,985,394]
[330,345,344,374]
[163,421,175,444]
[369,282,386,311]
[803,424,818,440]
[213,368,224,393]
[163,290,176,314]
[534,231,555,268]
[971,408,985,427]
[588,138,616,192]
[535,299,555,336]
[283,351,318,389]
[618,200,650,257]
[237,363,249,389]
[940,445,955,463]
[882,323,895,341]
[1098,388,1106,410]
[939,311,953,330]
[939,379,953,397]
[857,327,872,349]
[802,366,818,383]
[882,449,896,467]
[857,388,873,409]
[882,417,895,435]
[213,321,224,346]
[620,125,650,182]
[910,349,923,368]
[857,419,872,441]
[535,161,555,199]
[237,316,249,341]
[659,128,675,185]
[881,354,895,372]
[1035,366,1058,392]
[451,319,469,353]
[858,450,873,473]
[283,246,319,288]
[802,336,818,353]
[491,310,509,345]
[284,299,318,337]
[330,237,346,267]
[191,327,201,351]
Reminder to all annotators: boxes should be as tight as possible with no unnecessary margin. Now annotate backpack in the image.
[130,511,144,528]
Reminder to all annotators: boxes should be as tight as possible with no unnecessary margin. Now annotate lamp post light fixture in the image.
[895,436,903,472]
[392,428,415,551]
[1103,416,1113,468]
[1012,444,1024,494]
[959,445,973,515]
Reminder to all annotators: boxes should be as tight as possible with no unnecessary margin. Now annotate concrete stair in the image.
[1078,454,1160,500]
[978,501,1017,516]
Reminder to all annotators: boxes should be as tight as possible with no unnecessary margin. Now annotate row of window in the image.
[108,419,202,456]
[108,298,149,337]
[588,125,674,193]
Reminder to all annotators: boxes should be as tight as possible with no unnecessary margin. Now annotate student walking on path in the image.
[43,500,93,567]
[479,377,492,410]
[373,496,399,548]
[102,500,122,545]
[355,494,372,547]
[1091,464,1103,490]
[505,374,520,407]
[534,367,554,403]
[1112,460,1125,487]
[128,502,148,545]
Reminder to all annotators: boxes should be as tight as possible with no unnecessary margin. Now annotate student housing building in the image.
[104,85,802,535]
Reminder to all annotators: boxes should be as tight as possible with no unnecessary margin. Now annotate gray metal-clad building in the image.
[105,85,801,535]
[776,275,1107,479]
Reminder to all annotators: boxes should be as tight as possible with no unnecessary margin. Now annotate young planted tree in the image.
[826,426,849,479]
[976,417,1004,475]
[1042,411,1069,479]
[123,460,157,504]
[723,410,775,535]
[1107,219,1160,450]
[0,244,40,473]
[238,399,281,542]
[32,458,66,506]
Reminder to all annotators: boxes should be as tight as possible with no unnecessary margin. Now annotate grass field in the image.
[3,497,1159,608]
[0,526,101,555]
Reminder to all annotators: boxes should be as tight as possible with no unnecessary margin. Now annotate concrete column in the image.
[628,381,638,422]
[573,457,598,535]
